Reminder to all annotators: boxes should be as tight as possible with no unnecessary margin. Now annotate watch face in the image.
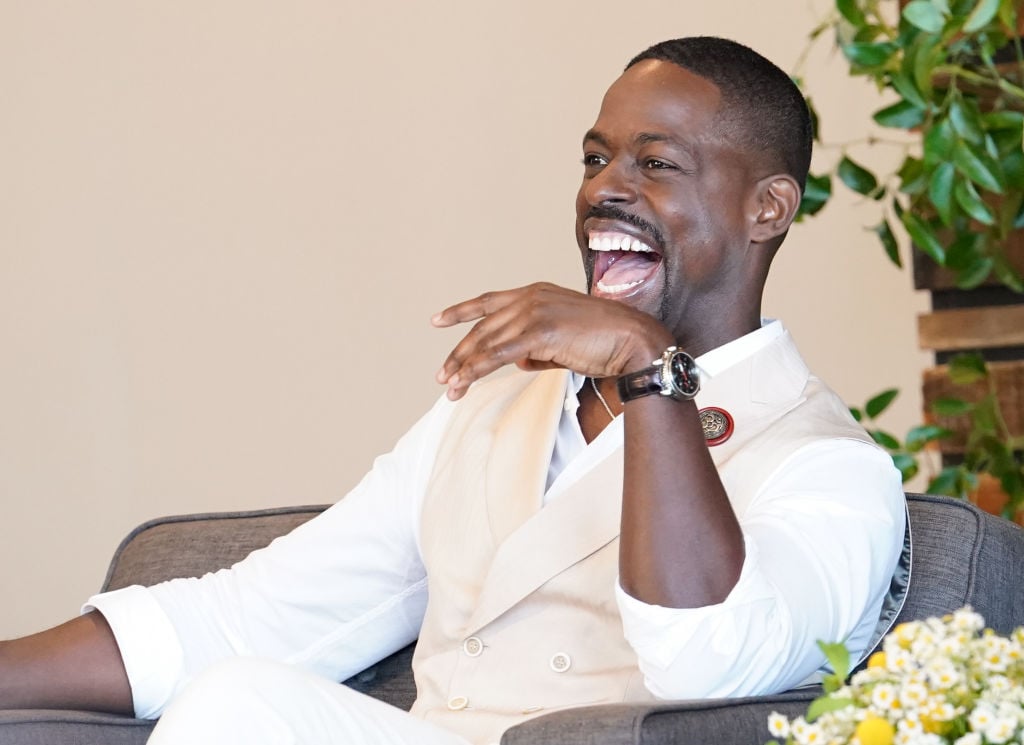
[668,351,700,398]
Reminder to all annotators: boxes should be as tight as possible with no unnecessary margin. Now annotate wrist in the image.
[617,345,700,403]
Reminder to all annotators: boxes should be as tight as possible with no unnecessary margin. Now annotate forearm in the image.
[0,611,132,714]
[618,395,744,608]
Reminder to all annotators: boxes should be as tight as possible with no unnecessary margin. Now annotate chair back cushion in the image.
[899,493,1024,633]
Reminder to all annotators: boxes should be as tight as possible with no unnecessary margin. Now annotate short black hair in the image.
[628,37,812,190]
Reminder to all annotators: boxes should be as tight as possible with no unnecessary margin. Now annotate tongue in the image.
[601,252,658,286]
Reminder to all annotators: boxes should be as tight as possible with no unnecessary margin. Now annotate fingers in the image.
[431,282,668,402]
[435,297,540,399]
[433,283,570,400]
[430,289,513,329]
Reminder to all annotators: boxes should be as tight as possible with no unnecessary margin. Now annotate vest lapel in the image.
[468,448,623,633]
[471,370,622,634]
[483,370,567,546]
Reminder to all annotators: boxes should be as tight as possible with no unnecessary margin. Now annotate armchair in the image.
[1,493,1021,745]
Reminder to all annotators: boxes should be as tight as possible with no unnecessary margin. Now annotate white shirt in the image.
[87,321,905,719]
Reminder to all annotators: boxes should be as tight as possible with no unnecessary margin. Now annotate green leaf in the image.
[872,218,902,266]
[953,141,1005,193]
[807,696,856,722]
[949,98,985,145]
[998,0,1019,31]
[871,429,902,450]
[928,465,969,497]
[992,258,1024,292]
[798,172,831,219]
[866,388,900,418]
[923,119,955,166]
[931,396,974,416]
[889,71,929,109]
[838,156,879,195]
[949,351,987,383]
[817,640,851,680]
[963,0,1001,31]
[905,424,952,450]
[944,232,983,270]
[1001,151,1024,190]
[981,110,1024,131]
[929,161,957,225]
[898,157,928,195]
[913,36,945,98]
[874,99,926,129]
[837,0,867,26]
[891,453,919,482]
[842,42,898,68]
[849,406,863,422]
[901,210,946,263]
[953,178,996,225]
[903,0,947,32]
[956,256,995,289]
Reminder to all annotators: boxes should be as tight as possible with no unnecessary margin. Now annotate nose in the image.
[582,159,637,207]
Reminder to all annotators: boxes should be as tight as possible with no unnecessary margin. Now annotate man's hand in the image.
[432,282,673,400]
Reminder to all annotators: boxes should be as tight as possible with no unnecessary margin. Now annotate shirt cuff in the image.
[84,585,185,719]
[615,536,779,696]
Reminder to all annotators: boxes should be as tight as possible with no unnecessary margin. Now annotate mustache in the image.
[584,205,665,252]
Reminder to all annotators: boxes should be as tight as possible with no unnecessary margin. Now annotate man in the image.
[0,37,906,744]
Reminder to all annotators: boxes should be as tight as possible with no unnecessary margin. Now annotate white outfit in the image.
[87,321,906,744]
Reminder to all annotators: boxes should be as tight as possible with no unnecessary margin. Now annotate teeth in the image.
[588,232,653,253]
[596,278,644,293]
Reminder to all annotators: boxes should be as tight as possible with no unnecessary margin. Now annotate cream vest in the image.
[409,330,874,744]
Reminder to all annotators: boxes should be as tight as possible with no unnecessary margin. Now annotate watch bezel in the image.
[659,346,700,401]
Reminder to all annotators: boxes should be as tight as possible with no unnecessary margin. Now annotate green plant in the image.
[766,608,1024,745]
[852,352,1024,520]
[795,0,1024,290]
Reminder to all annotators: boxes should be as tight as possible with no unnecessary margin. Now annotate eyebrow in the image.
[582,129,698,161]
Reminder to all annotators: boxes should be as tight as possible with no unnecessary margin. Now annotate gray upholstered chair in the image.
[1,493,1021,745]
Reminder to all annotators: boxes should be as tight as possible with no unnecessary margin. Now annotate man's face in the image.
[575,60,760,336]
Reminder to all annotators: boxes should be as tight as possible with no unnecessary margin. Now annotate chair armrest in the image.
[101,504,330,591]
[500,689,819,745]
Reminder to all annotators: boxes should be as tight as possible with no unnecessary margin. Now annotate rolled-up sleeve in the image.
[85,395,454,719]
[616,438,905,700]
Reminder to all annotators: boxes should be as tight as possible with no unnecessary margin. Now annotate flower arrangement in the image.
[767,608,1024,745]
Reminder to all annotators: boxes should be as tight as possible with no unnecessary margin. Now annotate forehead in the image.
[589,60,723,146]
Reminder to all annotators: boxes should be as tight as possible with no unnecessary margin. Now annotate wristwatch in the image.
[616,346,700,402]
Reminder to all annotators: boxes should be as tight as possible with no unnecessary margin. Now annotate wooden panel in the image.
[917,304,1024,351]
[922,361,1024,455]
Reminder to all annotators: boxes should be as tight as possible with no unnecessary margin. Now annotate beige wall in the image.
[0,1,929,639]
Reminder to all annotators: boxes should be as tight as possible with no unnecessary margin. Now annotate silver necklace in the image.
[590,377,616,422]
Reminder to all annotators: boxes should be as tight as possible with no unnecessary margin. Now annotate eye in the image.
[643,158,676,170]
[582,153,608,168]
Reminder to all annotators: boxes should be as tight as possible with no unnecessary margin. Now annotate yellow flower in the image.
[855,716,895,745]
[868,651,887,669]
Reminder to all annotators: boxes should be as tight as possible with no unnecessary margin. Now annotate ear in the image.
[749,175,801,245]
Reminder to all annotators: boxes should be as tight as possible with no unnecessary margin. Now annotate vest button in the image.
[463,636,484,657]
[549,652,572,673]
[447,695,469,711]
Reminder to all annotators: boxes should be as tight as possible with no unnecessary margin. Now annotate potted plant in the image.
[794,0,1024,522]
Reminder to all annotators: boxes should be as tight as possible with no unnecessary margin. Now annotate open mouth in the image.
[589,231,663,296]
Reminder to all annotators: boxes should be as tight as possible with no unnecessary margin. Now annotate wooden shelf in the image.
[918,304,1024,352]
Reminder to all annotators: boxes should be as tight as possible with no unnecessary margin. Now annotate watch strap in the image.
[616,364,664,402]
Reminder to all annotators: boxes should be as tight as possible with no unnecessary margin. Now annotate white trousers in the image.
[147,657,473,745]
